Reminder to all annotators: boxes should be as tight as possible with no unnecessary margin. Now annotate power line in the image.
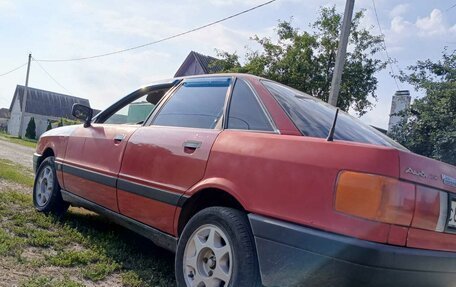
[35,0,277,63]
[0,62,28,77]
[371,0,401,90]
[32,57,73,95]
[446,3,456,11]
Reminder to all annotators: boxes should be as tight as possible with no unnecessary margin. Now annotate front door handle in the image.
[183,140,202,151]
[114,134,125,142]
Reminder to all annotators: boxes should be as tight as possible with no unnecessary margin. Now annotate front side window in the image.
[227,79,273,131]
[104,94,155,124]
[262,80,406,149]
[153,77,230,129]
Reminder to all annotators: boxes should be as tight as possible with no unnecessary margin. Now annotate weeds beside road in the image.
[0,158,176,287]
[0,133,37,149]
[0,136,35,171]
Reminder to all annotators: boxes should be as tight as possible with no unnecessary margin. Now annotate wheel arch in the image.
[177,187,247,236]
[37,147,55,168]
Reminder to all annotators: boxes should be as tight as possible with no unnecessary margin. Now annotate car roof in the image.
[141,73,263,89]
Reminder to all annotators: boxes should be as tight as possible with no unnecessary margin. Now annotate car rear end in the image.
[246,79,456,287]
[249,149,456,287]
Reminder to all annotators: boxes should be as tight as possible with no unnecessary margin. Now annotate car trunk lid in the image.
[398,150,456,193]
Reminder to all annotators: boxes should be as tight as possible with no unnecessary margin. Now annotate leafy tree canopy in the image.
[214,6,386,115]
[390,48,456,165]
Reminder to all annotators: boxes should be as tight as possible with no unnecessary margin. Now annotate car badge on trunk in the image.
[442,174,456,188]
[405,167,438,180]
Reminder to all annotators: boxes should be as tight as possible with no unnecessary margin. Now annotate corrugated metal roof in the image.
[9,85,90,119]
[174,51,223,77]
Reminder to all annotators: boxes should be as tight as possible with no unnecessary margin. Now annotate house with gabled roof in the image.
[0,108,10,131]
[174,51,223,77]
[7,85,90,138]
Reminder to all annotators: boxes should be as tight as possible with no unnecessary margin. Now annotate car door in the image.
[62,81,176,212]
[117,76,232,234]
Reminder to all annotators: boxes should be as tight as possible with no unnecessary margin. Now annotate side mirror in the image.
[72,104,93,128]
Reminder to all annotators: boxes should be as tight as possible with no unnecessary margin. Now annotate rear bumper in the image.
[249,214,456,287]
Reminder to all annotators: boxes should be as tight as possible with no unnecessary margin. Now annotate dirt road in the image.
[0,139,35,171]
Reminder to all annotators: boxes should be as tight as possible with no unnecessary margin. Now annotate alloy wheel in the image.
[35,166,54,207]
[183,224,233,287]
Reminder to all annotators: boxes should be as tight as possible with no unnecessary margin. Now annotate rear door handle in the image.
[183,140,202,150]
[114,134,125,142]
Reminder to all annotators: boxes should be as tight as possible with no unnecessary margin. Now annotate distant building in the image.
[7,85,90,138]
[174,51,223,77]
[388,90,411,133]
[0,108,10,131]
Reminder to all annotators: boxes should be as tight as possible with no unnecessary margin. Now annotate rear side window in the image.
[153,77,230,129]
[227,79,273,131]
[262,80,406,149]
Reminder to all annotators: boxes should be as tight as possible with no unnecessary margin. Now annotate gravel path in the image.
[0,139,35,171]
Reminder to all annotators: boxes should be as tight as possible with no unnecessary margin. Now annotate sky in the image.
[0,0,455,129]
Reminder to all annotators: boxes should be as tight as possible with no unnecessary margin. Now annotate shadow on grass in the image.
[61,208,176,287]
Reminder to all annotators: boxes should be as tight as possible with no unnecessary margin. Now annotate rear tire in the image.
[175,207,262,287]
[33,156,69,216]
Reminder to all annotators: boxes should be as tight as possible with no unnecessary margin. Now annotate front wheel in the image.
[175,207,261,287]
[33,156,69,216]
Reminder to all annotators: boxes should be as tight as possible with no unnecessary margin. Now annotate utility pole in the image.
[328,0,355,107]
[18,53,31,138]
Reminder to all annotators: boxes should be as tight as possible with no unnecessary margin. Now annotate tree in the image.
[25,117,36,140]
[214,7,386,115]
[389,49,456,165]
[46,120,52,131]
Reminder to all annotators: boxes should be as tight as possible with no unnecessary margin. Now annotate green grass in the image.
[21,276,85,287]
[121,271,143,287]
[0,132,37,148]
[0,159,34,187]
[0,159,176,286]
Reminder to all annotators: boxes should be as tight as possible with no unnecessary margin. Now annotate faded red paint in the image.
[117,190,177,234]
[387,225,409,246]
[63,172,118,212]
[408,228,456,252]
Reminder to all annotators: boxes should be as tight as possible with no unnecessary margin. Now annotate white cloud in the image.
[389,3,410,18]
[415,9,446,36]
[384,7,456,52]
[0,0,15,14]
[451,24,456,34]
[390,16,413,34]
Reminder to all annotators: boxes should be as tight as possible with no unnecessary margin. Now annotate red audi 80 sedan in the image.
[33,74,456,287]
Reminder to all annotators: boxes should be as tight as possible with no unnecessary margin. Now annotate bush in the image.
[25,117,36,140]
[46,121,52,131]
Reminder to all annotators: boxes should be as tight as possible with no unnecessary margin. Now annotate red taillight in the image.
[335,171,449,232]
[335,171,415,226]
[411,186,448,232]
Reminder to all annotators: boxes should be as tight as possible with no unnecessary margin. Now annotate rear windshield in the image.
[262,80,406,150]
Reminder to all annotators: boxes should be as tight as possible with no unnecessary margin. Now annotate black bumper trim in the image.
[118,179,188,207]
[61,189,177,252]
[61,163,117,187]
[58,162,188,207]
[33,153,42,174]
[249,214,456,287]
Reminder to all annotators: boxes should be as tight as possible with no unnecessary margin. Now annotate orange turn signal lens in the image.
[335,171,415,226]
